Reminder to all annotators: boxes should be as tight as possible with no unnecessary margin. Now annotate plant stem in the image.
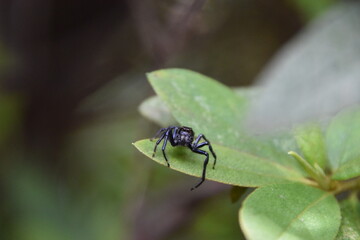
[288,151,332,190]
[333,177,360,194]
[288,151,360,194]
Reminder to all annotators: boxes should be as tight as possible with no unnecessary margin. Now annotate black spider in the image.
[151,126,217,190]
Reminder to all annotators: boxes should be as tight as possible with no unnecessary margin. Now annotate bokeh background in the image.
[0,0,336,239]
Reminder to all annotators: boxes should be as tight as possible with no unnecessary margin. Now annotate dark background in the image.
[0,0,335,239]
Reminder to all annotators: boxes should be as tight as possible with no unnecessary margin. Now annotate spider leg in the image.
[195,142,217,169]
[189,147,209,191]
[192,134,203,146]
[161,129,173,167]
[169,126,179,146]
[193,134,217,169]
[152,131,166,157]
[152,127,177,167]
[151,127,167,141]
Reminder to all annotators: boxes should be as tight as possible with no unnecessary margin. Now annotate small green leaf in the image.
[326,107,360,180]
[294,123,327,169]
[240,183,341,240]
[133,140,311,187]
[336,196,360,240]
[146,69,303,172]
[288,151,331,190]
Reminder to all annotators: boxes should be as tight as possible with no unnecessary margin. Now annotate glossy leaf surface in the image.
[240,183,341,240]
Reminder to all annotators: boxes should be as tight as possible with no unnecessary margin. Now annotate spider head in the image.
[177,127,194,146]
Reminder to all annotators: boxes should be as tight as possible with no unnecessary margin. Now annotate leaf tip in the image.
[132,141,140,151]
[288,151,296,156]
[132,140,147,152]
[146,69,168,83]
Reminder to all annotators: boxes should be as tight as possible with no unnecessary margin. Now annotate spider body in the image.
[173,126,194,146]
[151,126,217,190]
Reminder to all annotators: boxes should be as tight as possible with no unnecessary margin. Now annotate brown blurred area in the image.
[0,0,315,239]
[0,0,133,159]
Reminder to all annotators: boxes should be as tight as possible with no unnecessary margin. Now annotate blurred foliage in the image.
[2,117,140,240]
[336,194,360,240]
[0,94,22,145]
[175,196,245,240]
[247,1,360,132]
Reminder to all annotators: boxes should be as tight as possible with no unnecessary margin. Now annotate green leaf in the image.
[240,183,341,240]
[147,69,303,172]
[294,123,327,169]
[336,196,360,240]
[133,140,311,187]
[326,107,360,180]
[147,69,247,145]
